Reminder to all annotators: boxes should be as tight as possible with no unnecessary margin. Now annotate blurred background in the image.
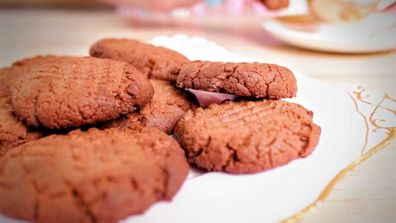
[1,0,395,91]
[0,1,395,222]
[0,0,106,8]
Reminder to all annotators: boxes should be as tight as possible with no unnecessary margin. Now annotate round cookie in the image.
[106,79,195,134]
[90,38,189,81]
[174,100,321,174]
[0,127,189,223]
[176,61,297,99]
[10,56,154,129]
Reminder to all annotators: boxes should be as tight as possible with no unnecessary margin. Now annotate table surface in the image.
[0,9,395,223]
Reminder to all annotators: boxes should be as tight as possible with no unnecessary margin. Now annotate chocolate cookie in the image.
[174,100,321,174]
[90,38,189,81]
[10,56,154,129]
[176,61,297,99]
[106,79,194,134]
[0,127,189,223]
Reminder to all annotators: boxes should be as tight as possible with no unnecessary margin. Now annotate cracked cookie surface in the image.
[176,61,297,99]
[0,97,43,156]
[10,56,154,129]
[0,127,189,223]
[0,55,60,98]
[90,38,189,81]
[0,57,59,154]
[174,100,321,174]
[105,79,194,134]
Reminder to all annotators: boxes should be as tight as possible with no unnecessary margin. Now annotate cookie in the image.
[174,100,321,174]
[1,55,64,95]
[0,68,12,97]
[0,97,43,156]
[10,56,154,129]
[0,66,22,94]
[0,127,189,223]
[176,61,297,99]
[90,38,189,81]
[106,79,194,134]
[0,58,58,154]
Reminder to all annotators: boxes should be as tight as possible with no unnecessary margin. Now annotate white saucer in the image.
[262,13,396,53]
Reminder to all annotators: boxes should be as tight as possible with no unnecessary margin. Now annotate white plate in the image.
[1,35,395,223]
[262,13,396,53]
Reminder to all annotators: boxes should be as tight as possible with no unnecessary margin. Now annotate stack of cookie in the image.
[0,38,320,223]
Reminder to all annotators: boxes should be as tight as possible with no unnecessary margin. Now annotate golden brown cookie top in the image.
[106,79,195,134]
[176,61,297,99]
[0,97,43,156]
[90,38,189,81]
[174,100,320,174]
[10,56,154,129]
[0,56,59,154]
[0,127,189,223]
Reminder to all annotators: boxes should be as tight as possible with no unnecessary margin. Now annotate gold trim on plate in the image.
[282,87,396,223]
